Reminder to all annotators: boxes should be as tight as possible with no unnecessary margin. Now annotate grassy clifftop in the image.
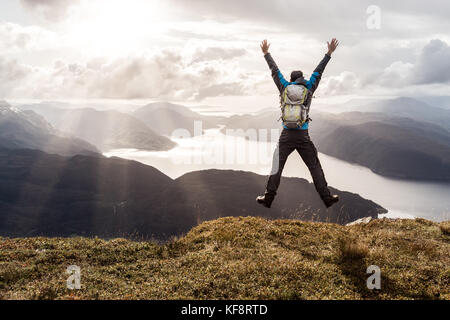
[1,217,449,300]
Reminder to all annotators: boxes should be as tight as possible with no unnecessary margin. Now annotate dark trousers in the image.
[266,129,331,200]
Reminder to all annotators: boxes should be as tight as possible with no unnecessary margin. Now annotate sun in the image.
[68,0,168,54]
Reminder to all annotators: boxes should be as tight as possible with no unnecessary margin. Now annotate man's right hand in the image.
[260,39,270,55]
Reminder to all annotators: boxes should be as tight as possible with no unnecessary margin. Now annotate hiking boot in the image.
[323,194,339,208]
[256,192,275,208]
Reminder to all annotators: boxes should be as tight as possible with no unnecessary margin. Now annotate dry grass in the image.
[339,237,369,260]
[440,221,450,236]
[0,216,449,300]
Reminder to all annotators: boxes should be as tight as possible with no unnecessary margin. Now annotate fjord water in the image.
[105,128,450,222]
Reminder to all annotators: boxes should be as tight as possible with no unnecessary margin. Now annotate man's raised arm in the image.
[260,39,288,93]
[306,38,339,92]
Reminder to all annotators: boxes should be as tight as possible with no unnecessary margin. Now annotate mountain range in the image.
[342,97,450,131]
[18,103,176,152]
[15,97,450,181]
[0,147,385,239]
[311,114,450,181]
[220,98,450,181]
[0,101,98,157]
[133,102,225,136]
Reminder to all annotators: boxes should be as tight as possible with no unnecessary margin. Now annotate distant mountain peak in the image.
[0,102,99,156]
[0,102,23,116]
[138,101,201,117]
[0,100,10,107]
[390,96,431,107]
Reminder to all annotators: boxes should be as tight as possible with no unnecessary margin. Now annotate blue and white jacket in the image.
[264,52,331,130]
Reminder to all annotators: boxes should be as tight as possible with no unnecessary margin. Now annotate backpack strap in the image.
[300,86,308,104]
[283,86,288,105]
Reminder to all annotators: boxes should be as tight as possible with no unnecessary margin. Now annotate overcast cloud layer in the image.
[0,0,449,104]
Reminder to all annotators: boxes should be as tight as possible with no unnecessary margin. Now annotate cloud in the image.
[0,58,29,82]
[304,39,450,97]
[20,0,79,21]
[0,23,31,50]
[318,71,361,96]
[6,1,450,101]
[377,61,414,86]
[191,47,247,63]
[373,39,450,88]
[166,0,450,41]
[0,58,32,97]
[0,22,58,53]
[315,39,450,97]
[4,39,447,100]
[412,39,450,85]
[0,48,253,101]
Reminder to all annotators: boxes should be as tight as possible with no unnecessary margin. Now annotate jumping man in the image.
[256,38,340,209]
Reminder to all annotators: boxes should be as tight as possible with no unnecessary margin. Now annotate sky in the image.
[1,0,450,111]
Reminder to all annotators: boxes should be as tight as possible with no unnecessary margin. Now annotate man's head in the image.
[290,70,303,82]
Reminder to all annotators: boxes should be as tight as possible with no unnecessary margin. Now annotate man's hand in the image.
[260,39,270,55]
[327,38,339,56]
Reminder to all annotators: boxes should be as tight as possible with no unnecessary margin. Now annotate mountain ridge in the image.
[30,106,174,152]
[218,98,450,181]
[0,148,386,239]
[133,102,224,136]
[0,102,99,157]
